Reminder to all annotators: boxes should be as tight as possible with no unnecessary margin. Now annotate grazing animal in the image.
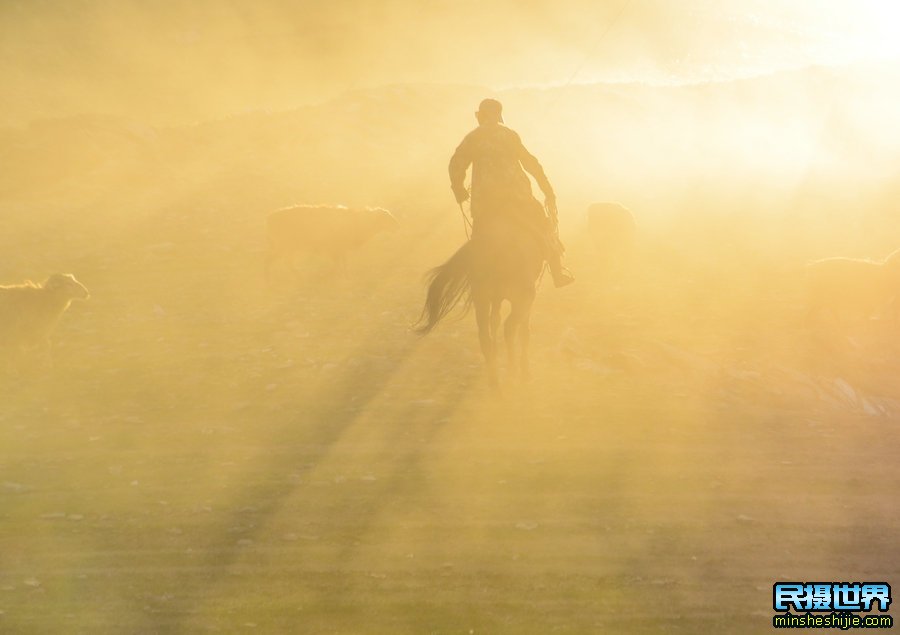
[0,273,90,369]
[805,248,900,324]
[265,204,399,278]
[587,202,636,269]
[416,212,544,388]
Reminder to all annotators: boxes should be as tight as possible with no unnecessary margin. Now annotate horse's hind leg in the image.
[475,296,499,389]
[519,305,533,381]
[490,300,502,347]
[512,289,535,381]
[504,301,528,379]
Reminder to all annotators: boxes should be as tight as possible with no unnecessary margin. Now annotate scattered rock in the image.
[833,378,858,405]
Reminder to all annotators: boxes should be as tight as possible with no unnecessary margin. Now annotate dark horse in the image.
[415,211,545,387]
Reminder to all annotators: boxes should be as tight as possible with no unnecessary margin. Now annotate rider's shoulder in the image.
[476,123,519,140]
[502,125,522,141]
[459,126,485,144]
[489,124,521,143]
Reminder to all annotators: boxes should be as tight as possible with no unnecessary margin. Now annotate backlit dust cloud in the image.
[2,1,899,632]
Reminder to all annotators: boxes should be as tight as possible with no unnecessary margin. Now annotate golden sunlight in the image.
[1,1,899,633]
[835,0,900,60]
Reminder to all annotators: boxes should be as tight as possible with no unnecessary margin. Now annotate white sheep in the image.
[805,248,900,324]
[0,273,90,369]
[265,204,399,279]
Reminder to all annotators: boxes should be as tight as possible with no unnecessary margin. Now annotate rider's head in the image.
[475,98,503,125]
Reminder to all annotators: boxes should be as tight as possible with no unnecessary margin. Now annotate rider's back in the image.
[453,123,535,213]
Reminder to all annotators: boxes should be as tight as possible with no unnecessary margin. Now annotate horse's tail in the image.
[414,242,472,334]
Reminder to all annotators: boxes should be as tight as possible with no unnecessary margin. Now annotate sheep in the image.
[0,273,90,370]
[586,202,637,273]
[265,204,399,279]
[805,248,900,324]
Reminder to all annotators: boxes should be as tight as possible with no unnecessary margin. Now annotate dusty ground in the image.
[1,179,898,635]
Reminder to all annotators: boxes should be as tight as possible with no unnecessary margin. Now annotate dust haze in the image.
[2,1,900,633]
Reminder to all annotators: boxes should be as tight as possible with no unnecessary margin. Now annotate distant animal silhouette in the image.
[416,211,544,388]
[0,273,90,370]
[805,248,900,324]
[265,204,399,279]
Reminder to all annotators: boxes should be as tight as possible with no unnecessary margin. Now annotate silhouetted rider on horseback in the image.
[449,98,574,288]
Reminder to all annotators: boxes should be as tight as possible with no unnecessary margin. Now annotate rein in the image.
[458,201,473,240]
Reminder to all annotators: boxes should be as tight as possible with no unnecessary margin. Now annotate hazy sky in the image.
[1,0,897,124]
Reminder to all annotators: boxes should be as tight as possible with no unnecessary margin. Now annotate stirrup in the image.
[551,266,575,288]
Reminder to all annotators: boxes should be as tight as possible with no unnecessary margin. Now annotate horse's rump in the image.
[416,209,544,331]
[470,209,546,296]
[417,203,547,386]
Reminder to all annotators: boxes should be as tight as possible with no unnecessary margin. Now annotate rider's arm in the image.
[515,134,557,216]
[449,137,472,203]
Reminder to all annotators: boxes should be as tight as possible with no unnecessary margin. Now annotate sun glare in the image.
[822,0,900,61]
